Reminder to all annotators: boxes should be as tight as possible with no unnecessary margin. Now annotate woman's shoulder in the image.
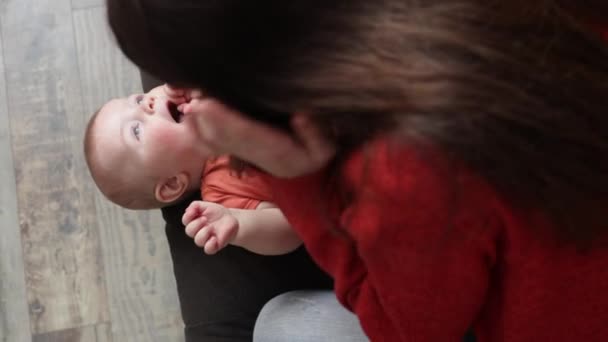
[342,137,491,199]
[340,137,509,235]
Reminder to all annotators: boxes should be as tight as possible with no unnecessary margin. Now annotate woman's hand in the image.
[181,98,336,178]
[163,84,205,105]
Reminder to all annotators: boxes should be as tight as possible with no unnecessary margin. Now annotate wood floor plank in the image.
[0,26,33,342]
[1,0,108,334]
[71,0,103,10]
[32,323,112,342]
[73,7,184,342]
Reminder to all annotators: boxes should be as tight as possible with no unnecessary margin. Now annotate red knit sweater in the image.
[268,139,608,341]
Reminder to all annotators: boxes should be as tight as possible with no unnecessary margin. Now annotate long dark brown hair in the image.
[108,0,608,242]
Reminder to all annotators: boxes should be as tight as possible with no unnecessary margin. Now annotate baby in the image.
[84,86,301,255]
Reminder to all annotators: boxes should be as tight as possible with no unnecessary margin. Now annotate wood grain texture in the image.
[70,0,103,10]
[0,1,183,339]
[32,323,112,342]
[1,0,108,334]
[73,7,184,342]
[0,27,33,342]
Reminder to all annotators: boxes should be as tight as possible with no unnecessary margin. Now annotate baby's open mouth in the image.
[168,102,184,123]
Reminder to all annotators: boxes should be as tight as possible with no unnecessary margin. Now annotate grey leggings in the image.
[253,290,369,342]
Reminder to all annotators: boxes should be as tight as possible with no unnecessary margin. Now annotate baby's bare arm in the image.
[182,201,301,255]
[229,202,302,255]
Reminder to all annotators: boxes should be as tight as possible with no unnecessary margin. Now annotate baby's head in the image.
[84,86,211,209]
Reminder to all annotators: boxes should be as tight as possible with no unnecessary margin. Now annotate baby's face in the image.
[92,86,211,181]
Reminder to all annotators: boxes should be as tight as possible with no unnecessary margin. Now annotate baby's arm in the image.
[230,201,302,255]
[182,201,301,255]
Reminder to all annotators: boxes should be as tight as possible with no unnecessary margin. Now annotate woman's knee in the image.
[253,290,369,342]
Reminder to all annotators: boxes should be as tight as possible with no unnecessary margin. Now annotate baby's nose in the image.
[141,96,155,114]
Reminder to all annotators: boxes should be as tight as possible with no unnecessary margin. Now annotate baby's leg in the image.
[256,201,277,210]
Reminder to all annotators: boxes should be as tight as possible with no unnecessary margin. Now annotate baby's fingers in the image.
[184,216,207,238]
[182,201,204,225]
[204,236,220,255]
[194,225,213,248]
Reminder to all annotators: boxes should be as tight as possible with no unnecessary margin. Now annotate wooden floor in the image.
[0,0,184,341]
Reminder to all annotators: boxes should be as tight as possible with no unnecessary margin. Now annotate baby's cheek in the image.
[150,123,199,153]
[149,128,179,152]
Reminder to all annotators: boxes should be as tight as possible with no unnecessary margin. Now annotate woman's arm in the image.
[337,143,498,340]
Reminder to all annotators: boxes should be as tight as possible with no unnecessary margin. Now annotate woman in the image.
[107,1,608,340]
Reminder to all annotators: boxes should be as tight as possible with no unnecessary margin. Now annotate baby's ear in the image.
[154,173,190,204]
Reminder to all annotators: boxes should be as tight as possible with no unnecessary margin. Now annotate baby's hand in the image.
[182,201,238,255]
[163,83,205,105]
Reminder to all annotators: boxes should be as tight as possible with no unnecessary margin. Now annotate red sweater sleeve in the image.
[334,141,501,340]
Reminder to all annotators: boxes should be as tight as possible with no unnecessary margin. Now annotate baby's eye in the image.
[135,95,144,105]
[131,122,141,140]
